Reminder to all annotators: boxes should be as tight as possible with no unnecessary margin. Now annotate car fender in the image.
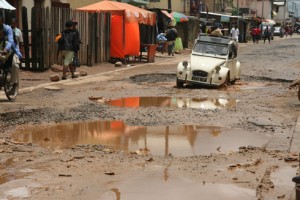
[236,61,241,78]
[211,67,229,84]
[177,62,191,81]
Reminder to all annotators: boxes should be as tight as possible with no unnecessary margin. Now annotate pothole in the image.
[11,120,270,156]
[242,75,292,83]
[238,81,282,91]
[130,73,176,84]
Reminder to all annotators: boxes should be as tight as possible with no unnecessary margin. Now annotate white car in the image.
[176,35,241,87]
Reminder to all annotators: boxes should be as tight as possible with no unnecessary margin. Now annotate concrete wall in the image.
[274,5,289,24]
[148,0,189,13]
[67,0,98,9]
[248,0,272,19]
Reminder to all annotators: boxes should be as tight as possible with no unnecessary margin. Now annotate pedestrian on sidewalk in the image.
[71,19,81,70]
[165,23,178,56]
[58,20,80,80]
[10,18,24,56]
[230,25,239,48]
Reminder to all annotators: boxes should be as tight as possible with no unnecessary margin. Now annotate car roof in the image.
[196,34,232,45]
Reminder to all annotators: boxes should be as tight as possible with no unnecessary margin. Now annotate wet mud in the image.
[130,73,176,84]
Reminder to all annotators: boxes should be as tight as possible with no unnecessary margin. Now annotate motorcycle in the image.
[0,52,19,101]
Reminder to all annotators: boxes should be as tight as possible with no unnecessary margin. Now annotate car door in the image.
[227,44,238,81]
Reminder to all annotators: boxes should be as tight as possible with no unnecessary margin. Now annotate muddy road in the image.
[1,36,300,200]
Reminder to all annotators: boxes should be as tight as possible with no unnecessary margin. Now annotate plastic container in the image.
[174,37,183,51]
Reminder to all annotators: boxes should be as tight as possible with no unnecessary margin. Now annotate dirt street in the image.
[1,36,300,200]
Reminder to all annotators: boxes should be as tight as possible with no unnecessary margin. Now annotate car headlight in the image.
[215,66,221,73]
[182,61,188,68]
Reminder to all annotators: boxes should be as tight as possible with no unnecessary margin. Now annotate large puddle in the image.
[100,168,256,200]
[90,96,237,110]
[11,121,269,156]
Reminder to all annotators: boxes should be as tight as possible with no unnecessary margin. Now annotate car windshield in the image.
[193,42,228,57]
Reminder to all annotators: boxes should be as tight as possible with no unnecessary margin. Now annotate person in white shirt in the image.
[11,18,23,55]
[230,25,239,42]
[230,25,239,49]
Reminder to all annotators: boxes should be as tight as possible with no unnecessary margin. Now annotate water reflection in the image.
[100,168,256,200]
[99,96,237,110]
[11,121,269,156]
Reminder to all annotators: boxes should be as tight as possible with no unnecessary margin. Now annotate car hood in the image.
[191,54,226,71]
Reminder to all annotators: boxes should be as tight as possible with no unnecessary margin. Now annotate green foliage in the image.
[232,6,239,15]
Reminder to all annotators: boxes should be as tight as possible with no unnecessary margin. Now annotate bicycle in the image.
[0,52,19,101]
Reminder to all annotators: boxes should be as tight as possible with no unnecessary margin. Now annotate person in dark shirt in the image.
[263,26,271,44]
[165,23,178,56]
[71,19,81,69]
[59,20,80,79]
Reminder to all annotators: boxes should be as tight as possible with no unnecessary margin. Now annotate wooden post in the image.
[22,7,30,70]
[31,7,37,69]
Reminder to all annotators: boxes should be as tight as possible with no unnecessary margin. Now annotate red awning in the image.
[77,0,156,26]
[161,10,175,21]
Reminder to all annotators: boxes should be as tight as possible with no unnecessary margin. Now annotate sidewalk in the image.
[18,49,191,94]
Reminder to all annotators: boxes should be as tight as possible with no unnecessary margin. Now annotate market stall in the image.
[77,0,156,60]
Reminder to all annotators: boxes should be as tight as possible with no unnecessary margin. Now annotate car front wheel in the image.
[176,78,184,88]
[223,73,230,86]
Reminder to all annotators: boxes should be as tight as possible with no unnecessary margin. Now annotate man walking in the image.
[230,25,239,42]
[165,23,178,56]
[230,25,239,48]
[59,20,80,80]
[263,26,271,44]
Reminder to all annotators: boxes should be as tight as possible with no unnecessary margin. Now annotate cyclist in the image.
[0,16,22,94]
[0,28,12,62]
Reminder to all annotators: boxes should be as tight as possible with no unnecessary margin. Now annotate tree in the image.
[232,6,239,15]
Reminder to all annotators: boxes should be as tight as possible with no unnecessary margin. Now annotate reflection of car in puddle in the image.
[175,97,236,110]
[100,96,237,110]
